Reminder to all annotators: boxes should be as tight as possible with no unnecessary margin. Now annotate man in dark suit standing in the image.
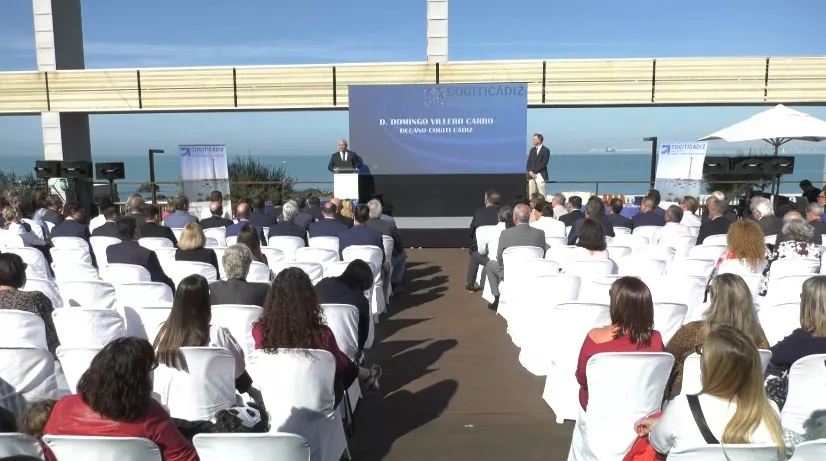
[209,244,271,307]
[200,201,234,230]
[559,196,584,227]
[568,197,615,244]
[309,202,349,238]
[106,217,175,291]
[631,196,666,229]
[327,139,361,172]
[751,197,783,237]
[526,133,550,197]
[138,205,179,246]
[465,189,501,293]
[337,204,384,261]
[696,198,733,244]
[605,198,634,230]
[91,205,120,239]
[50,202,96,267]
[330,198,354,228]
[267,201,308,245]
[366,199,406,293]
[250,196,275,234]
[305,195,324,222]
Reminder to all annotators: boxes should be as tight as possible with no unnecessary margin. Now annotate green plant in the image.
[0,171,47,201]
[228,154,296,201]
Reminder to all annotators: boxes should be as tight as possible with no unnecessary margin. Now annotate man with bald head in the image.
[328,139,362,172]
[226,202,264,243]
[477,203,546,311]
[330,197,354,228]
[775,209,823,246]
[200,201,234,229]
[309,201,349,238]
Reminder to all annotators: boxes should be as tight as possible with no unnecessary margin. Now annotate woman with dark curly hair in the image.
[42,337,198,461]
[252,268,380,404]
[709,219,770,294]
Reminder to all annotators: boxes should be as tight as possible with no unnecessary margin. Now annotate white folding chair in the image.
[611,234,649,250]
[606,245,632,260]
[681,350,772,395]
[0,433,44,458]
[509,274,580,348]
[0,231,25,249]
[51,246,94,267]
[309,236,340,253]
[43,435,162,461]
[153,347,236,421]
[653,302,688,345]
[101,263,152,284]
[170,228,185,241]
[22,277,63,308]
[666,258,715,278]
[193,433,311,461]
[51,261,99,282]
[688,244,727,260]
[5,247,51,280]
[758,302,801,346]
[58,280,117,309]
[56,346,102,394]
[129,305,173,343]
[633,245,676,263]
[321,303,363,411]
[204,227,227,247]
[52,236,89,251]
[613,226,632,235]
[631,225,660,241]
[139,237,175,250]
[342,245,386,318]
[781,354,826,434]
[0,310,48,350]
[0,347,58,419]
[167,261,218,286]
[296,247,339,267]
[282,261,324,285]
[665,444,783,460]
[767,274,817,304]
[658,234,697,259]
[211,304,264,357]
[226,235,238,246]
[616,256,666,276]
[702,234,728,246]
[89,236,122,267]
[546,236,568,248]
[261,247,286,269]
[267,236,306,261]
[52,308,125,348]
[790,440,826,461]
[768,259,820,285]
[247,261,273,283]
[114,282,174,306]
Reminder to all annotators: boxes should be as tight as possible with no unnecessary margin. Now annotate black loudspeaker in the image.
[732,157,769,175]
[702,156,731,175]
[765,156,795,175]
[95,162,126,181]
[34,161,62,179]
[61,161,93,179]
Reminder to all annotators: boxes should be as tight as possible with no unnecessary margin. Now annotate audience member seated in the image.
[339,199,355,223]
[751,196,783,237]
[305,195,324,222]
[237,224,269,266]
[651,205,691,245]
[199,190,231,220]
[209,244,270,307]
[315,259,373,351]
[292,199,315,230]
[550,193,567,219]
[20,398,55,441]
[328,198,353,228]
[252,268,381,405]
[309,202,349,239]
[225,202,257,241]
[647,189,666,216]
[696,197,733,244]
[530,203,566,239]
[576,277,664,410]
[2,206,46,247]
[528,193,545,223]
[249,196,274,235]
[764,218,822,289]
[558,195,583,227]
[107,217,175,292]
[164,195,198,229]
[90,203,120,239]
[775,209,823,246]
[467,206,511,293]
[337,204,383,261]
[631,195,666,229]
[199,201,233,230]
[50,202,96,267]
[568,196,615,245]
[267,201,308,246]
[124,194,148,222]
[709,220,769,294]
[155,274,257,395]
[0,253,59,355]
[139,204,179,246]
[465,190,501,293]
[635,326,785,458]
[43,337,199,461]
[665,273,768,398]
[806,203,826,239]
[605,197,633,230]
[175,222,220,274]
[680,196,702,227]
[569,218,609,261]
[37,193,65,228]
[366,199,406,294]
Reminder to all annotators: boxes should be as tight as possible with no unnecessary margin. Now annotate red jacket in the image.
[43,394,198,461]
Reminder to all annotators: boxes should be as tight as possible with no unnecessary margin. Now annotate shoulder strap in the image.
[687,394,720,444]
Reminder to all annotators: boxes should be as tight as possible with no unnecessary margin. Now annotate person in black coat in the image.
[338,204,384,261]
[267,202,308,246]
[138,205,179,246]
[328,139,361,172]
[174,222,220,274]
[200,201,233,230]
[106,217,174,291]
[305,195,324,222]
[605,198,634,230]
[631,197,666,229]
[50,202,97,267]
[466,190,501,292]
[315,259,373,351]
[568,197,615,245]
[309,202,350,238]
[209,244,271,307]
[91,204,121,239]
[696,198,733,244]
[559,196,584,227]
[525,133,550,197]
[249,196,275,234]
[330,198,354,228]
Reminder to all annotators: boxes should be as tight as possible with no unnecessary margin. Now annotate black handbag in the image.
[687,394,720,444]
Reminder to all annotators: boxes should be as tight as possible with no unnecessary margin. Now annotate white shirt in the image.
[652,221,692,245]
[479,222,506,256]
[207,325,247,379]
[340,151,348,161]
[89,214,106,233]
[8,221,46,247]
[531,216,566,238]
[650,394,779,456]
[681,212,702,227]
[553,204,568,218]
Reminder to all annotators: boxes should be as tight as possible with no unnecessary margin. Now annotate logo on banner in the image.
[180,147,192,157]
[424,87,446,107]
[660,145,671,155]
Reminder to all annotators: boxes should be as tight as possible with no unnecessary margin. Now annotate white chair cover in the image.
[171,228,184,240]
[154,247,177,264]
[616,256,666,276]
[320,303,363,411]
[52,308,125,348]
[658,234,697,259]
[546,236,568,248]
[51,236,89,251]
[139,237,174,250]
[497,259,561,322]
[51,246,93,267]
[101,263,152,284]
[43,435,162,461]
[22,277,63,308]
[790,440,826,461]
[248,261,273,283]
[167,261,218,286]
[666,258,715,278]
[193,433,312,461]
[247,349,347,461]
[58,280,117,309]
[569,352,674,461]
[261,247,287,267]
[282,262,324,285]
[308,236,340,253]
[114,282,174,306]
[613,226,632,235]
[0,310,48,350]
[342,245,386,318]
[267,236,306,261]
[681,350,772,395]
[781,354,826,434]
[323,261,350,278]
[758,302,801,346]
[0,433,44,458]
[128,305,173,343]
[652,302,688,345]
[204,227,227,247]
[52,261,99,283]
[661,444,782,460]
[0,231,25,249]
[688,244,726,260]
[702,234,728,246]
[643,275,706,322]
[153,347,236,421]
[633,245,676,263]
[211,304,264,357]
[0,347,58,418]
[509,274,581,348]
[226,235,238,246]
[632,225,661,240]
[606,245,632,260]
[89,236,122,266]
[767,259,820,285]
[296,247,339,267]
[767,274,817,304]
[56,346,102,394]
[612,234,649,250]
[5,247,51,280]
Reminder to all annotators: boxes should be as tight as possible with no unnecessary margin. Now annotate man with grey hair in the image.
[779,217,816,247]
[281,198,313,230]
[751,196,783,237]
[125,193,147,222]
[477,203,546,311]
[366,199,406,294]
[267,200,308,245]
[696,198,732,244]
[776,208,823,246]
[551,193,567,219]
[806,202,826,238]
[209,244,271,307]
[651,204,691,245]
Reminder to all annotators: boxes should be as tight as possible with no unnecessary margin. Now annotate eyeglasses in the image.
[694,345,703,356]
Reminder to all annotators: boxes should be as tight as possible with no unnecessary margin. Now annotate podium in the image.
[333,169,360,200]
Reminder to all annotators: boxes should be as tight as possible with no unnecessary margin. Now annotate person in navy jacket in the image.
[50,202,97,267]
[337,204,384,261]
[267,201,308,245]
[309,202,350,238]
[631,196,666,229]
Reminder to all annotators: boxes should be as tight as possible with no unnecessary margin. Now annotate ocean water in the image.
[1,153,824,197]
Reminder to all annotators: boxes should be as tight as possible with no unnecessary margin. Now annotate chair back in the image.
[58,280,117,309]
[606,245,632,259]
[5,247,51,280]
[56,346,102,394]
[285,262,325,284]
[632,225,660,240]
[52,261,99,282]
[324,261,351,278]
[758,302,801,346]
[261,247,286,266]
[51,246,94,268]
[114,282,174,307]
[342,245,383,272]
[688,244,726,260]
[308,236,340,253]
[0,347,57,418]
[203,227,227,247]
[681,350,772,395]
[0,231,25,248]
[658,234,697,259]
[612,234,649,250]
[768,274,817,304]
[634,245,676,263]
[22,277,63,308]
[0,311,48,350]
[702,234,728,246]
[267,236,306,260]
[43,435,162,461]
[193,433,311,461]
[502,246,545,272]
[129,305,173,343]
[51,236,89,250]
[546,236,568,248]
[666,258,715,278]
[382,235,395,260]
[652,302,688,345]
[642,275,706,321]
[153,347,236,421]
[295,247,339,266]
[565,260,614,277]
[0,433,44,458]
[247,261,273,283]
[768,259,820,284]
[101,263,152,284]
[139,237,174,250]
[211,304,264,357]
[781,354,826,434]
[320,304,360,361]
[666,444,783,460]
[52,308,125,348]
[89,236,121,266]
[790,440,826,461]
[167,261,218,286]
[616,256,666,276]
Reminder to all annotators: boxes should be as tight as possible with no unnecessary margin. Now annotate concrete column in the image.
[426,0,448,63]
[33,0,94,210]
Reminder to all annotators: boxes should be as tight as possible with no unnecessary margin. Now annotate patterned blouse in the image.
[763,241,822,293]
[0,289,60,356]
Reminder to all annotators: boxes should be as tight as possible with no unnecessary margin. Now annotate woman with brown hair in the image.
[767,275,826,377]
[570,218,609,261]
[575,276,665,410]
[236,224,268,265]
[710,219,770,293]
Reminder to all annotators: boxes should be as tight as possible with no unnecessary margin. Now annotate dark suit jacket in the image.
[496,223,546,267]
[606,213,633,229]
[139,222,178,247]
[469,205,500,251]
[106,240,174,291]
[42,209,64,226]
[327,150,361,172]
[306,205,324,222]
[525,145,550,181]
[91,221,120,239]
[309,217,350,238]
[315,277,370,350]
[226,219,251,237]
[559,210,584,228]
[336,213,354,228]
[127,212,147,223]
[631,211,666,229]
[338,225,384,261]
[567,216,615,245]
[696,217,733,245]
[775,219,825,246]
[250,210,274,233]
[209,278,271,307]
[164,211,198,229]
[758,216,784,237]
[175,248,220,274]
[365,217,403,256]
[293,211,314,230]
[200,215,233,230]
[51,218,97,267]
[267,220,308,245]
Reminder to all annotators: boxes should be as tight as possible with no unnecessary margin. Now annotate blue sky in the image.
[1,0,826,171]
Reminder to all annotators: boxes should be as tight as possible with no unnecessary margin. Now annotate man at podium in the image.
[328,139,362,172]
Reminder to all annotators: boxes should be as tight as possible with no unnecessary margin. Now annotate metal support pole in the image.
[644,137,658,191]
[148,149,164,204]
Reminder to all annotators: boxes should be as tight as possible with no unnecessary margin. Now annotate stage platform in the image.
[349,248,573,460]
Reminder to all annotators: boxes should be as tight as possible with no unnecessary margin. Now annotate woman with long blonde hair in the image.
[340,200,354,219]
[665,273,769,398]
[767,275,826,377]
[637,326,785,456]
